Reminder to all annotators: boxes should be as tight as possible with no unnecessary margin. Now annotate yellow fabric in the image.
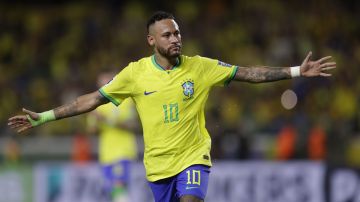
[89,99,137,164]
[100,55,238,181]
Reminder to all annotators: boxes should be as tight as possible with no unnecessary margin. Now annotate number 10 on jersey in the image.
[163,103,179,123]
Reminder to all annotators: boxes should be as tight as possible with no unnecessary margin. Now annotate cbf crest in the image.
[181,79,194,101]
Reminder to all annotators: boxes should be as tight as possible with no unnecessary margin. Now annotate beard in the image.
[156,44,181,58]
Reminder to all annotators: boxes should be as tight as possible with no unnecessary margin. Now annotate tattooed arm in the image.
[53,91,108,120]
[234,66,291,83]
[233,52,336,83]
[8,91,109,133]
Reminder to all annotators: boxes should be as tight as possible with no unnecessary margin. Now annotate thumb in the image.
[23,108,39,120]
[303,51,312,64]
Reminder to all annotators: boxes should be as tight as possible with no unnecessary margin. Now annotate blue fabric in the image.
[148,164,210,202]
[101,160,131,195]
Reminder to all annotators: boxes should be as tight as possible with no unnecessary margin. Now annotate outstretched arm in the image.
[233,52,336,83]
[8,91,109,133]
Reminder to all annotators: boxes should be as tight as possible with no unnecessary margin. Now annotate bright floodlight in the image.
[281,89,297,110]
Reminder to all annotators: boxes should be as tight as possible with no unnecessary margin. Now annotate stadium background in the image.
[0,0,359,201]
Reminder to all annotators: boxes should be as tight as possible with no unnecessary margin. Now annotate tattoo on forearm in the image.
[235,67,291,83]
[53,92,107,120]
[53,99,81,120]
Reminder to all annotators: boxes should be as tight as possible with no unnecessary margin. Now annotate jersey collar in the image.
[151,55,181,72]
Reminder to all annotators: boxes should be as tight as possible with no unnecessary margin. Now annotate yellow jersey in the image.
[88,99,137,164]
[100,55,238,181]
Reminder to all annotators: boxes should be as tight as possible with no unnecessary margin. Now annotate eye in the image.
[163,33,171,38]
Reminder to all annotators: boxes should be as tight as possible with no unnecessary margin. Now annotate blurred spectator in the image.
[3,137,20,165]
[308,125,326,160]
[87,71,138,202]
[276,125,296,160]
[72,133,92,163]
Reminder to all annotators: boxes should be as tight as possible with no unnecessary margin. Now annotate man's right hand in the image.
[8,108,40,133]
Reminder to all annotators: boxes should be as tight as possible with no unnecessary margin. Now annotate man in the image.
[8,11,336,202]
[86,72,138,202]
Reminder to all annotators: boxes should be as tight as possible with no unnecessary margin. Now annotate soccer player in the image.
[86,72,138,202]
[8,11,336,202]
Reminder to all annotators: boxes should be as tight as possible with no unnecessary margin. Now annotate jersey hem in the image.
[98,88,120,106]
[146,161,212,182]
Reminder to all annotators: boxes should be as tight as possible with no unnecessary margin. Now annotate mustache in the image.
[169,44,181,49]
[168,45,181,50]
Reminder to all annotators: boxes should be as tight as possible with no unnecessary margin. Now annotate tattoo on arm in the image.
[53,91,108,120]
[234,66,291,83]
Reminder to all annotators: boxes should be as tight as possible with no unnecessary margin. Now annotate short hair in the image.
[147,11,175,33]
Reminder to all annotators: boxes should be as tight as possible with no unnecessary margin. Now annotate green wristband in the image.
[27,110,56,127]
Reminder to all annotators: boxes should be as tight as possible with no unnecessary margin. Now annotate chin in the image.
[170,51,181,57]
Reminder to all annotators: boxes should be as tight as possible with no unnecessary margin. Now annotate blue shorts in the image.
[101,160,131,193]
[148,164,210,202]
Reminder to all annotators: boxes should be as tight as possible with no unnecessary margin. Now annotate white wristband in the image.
[290,66,301,78]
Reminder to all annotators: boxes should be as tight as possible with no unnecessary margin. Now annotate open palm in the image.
[300,52,336,77]
[8,108,39,133]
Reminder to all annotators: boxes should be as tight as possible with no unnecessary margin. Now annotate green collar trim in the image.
[151,55,181,71]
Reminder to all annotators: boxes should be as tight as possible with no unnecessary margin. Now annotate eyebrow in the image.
[160,29,180,35]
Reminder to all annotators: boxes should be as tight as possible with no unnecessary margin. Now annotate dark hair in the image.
[147,11,175,33]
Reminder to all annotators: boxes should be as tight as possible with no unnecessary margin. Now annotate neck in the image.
[154,53,179,70]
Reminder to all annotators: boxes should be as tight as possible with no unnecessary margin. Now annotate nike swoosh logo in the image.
[185,186,199,190]
[144,90,157,95]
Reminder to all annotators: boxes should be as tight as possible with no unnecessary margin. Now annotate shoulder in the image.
[184,55,217,64]
[180,55,206,67]
[127,56,152,72]
[134,56,152,65]
[116,56,151,76]
[181,55,202,62]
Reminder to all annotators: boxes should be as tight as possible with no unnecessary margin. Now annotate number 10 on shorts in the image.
[186,170,201,185]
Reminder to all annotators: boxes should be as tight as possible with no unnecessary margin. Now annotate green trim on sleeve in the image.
[99,88,120,106]
[224,66,239,86]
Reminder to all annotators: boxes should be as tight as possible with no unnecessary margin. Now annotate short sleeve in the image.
[200,57,238,87]
[99,64,134,106]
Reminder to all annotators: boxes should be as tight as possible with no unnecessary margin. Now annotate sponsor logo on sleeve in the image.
[218,61,233,68]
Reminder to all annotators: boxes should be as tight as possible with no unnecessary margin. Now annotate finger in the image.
[8,120,29,127]
[9,118,29,124]
[10,124,31,131]
[320,62,336,70]
[303,51,312,63]
[8,118,29,124]
[322,66,336,71]
[9,121,31,128]
[18,125,32,133]
[320,62,336,67]
[22,108,39,120]
[320,72,332,77]
[8,115,28,122]
[8,121,23,127]
[10,123,30,130]
[9,124,22,130]
[317,56,332,63]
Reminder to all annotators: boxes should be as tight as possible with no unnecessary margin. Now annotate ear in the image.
[147,34,155,46]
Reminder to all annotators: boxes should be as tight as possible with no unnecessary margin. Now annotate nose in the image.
[170,34,180,44]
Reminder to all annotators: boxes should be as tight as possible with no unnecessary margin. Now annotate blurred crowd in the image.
[0,0,359,165]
